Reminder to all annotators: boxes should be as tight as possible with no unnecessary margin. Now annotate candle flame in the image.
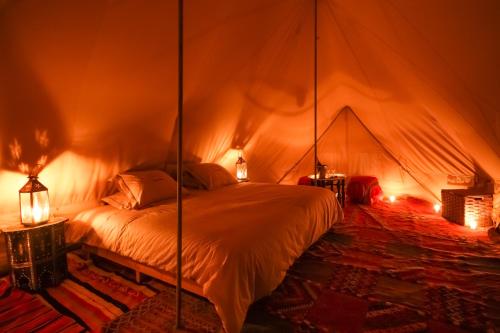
[32,201,43,222]
[434,203,441,213]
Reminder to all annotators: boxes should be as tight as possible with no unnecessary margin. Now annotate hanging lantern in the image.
[19,171,50,227]
[235,150,248,181]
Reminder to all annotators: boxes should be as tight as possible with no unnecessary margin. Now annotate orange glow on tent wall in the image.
[19,175,50,226]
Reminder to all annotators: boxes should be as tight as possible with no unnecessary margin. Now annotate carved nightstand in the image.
[1,217,68,291]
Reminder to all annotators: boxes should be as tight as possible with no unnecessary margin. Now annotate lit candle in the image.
[434,203,441,213]
[32,201,43,222]
[235,149,247,180]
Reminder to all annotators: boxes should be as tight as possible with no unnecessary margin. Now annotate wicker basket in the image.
[441,189,493,228]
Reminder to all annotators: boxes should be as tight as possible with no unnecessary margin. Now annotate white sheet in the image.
[66,183,342,332]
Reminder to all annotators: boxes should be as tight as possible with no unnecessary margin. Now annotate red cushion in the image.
[349,176,378,184]
[298,176,312,186]
[370,184,383,202]
[347,176,382,205]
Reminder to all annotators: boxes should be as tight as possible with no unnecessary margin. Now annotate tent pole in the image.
[175,0,184,329]
[313,0,318,180]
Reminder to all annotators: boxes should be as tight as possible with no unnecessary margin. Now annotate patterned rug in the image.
[247,200,500,332]
[0,253,220,332]
[1,200,499,332]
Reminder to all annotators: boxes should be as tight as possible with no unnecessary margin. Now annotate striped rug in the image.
[0,286,83,333]
[0,253,161,332]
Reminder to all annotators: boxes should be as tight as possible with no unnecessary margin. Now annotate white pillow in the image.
[184,163,237,190]
[101,192,134,210]
[165,162,203,189]
[117,170,177,208]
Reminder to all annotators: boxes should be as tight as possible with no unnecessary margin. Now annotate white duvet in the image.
[66,183,342,332]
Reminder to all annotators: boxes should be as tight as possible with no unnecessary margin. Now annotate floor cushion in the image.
[347,176,382,205]
[298,175,313,186]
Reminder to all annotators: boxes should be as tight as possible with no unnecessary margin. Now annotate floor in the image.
[245,199,500,332]
[1,199,499,332]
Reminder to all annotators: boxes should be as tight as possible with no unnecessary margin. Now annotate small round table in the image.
[308,174,346,207]
[1,217,68,291]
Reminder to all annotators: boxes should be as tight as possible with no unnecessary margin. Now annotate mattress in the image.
[66,183,342,332]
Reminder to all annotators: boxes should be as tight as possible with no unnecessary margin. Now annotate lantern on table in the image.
[235,149,248,181]
[19,170,50,227]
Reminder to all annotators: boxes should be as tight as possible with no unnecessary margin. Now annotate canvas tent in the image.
[0,0,498,221]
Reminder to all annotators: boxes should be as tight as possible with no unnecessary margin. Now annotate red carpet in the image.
[249,200,500,332]
[1,200,499,332]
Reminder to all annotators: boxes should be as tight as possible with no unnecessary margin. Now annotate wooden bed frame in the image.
[81,244,204,297]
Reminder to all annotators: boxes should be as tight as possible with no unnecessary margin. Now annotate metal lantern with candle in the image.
[235,149,248,181]
[19,167,50,227]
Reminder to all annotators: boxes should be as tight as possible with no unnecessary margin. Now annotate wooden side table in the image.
[1,217,68,291]
[309,174,346,207]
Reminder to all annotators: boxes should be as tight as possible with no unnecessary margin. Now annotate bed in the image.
[66,182,343,332]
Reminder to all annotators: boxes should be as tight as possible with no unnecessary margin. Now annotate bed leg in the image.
[135,271,142,284]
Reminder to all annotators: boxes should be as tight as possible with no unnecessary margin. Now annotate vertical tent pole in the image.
[314,0,318,180]
[176,0,184,329]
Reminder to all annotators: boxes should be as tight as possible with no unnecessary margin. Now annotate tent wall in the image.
[0,0,498,221]
[282,107,477,201]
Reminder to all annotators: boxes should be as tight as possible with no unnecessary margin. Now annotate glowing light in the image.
[465,213,478,230]
[465,215,478,230]
[19,173,50,226]
[434,203,441,213]
[465,213,476,229]
[389,195,396,203]
[32,201,43,221]
[235,149,248,180]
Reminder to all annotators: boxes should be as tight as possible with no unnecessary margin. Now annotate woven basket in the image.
[442,189,493,228]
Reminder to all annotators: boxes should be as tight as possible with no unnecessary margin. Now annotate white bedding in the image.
[66,183,342,332]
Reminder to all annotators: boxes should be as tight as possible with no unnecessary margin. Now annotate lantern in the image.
[19,173,50,226]
[235,150,248,181]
